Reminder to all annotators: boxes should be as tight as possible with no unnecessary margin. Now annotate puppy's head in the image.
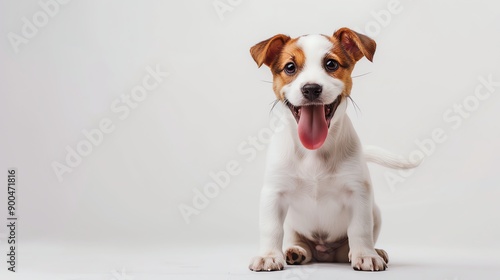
[250,28,376,150]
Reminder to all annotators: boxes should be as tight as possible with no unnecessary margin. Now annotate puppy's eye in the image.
[284,62,296,75]
[325,59,339,72]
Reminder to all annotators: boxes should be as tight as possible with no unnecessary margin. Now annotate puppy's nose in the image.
[301,83,322,100]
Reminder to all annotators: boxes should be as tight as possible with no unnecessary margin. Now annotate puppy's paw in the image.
[285,246,309,265]
[349,249,387,271]
[249,252,285,272]
[375,248,389,264]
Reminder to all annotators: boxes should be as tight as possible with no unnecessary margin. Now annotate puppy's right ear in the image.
[250,34,291,68]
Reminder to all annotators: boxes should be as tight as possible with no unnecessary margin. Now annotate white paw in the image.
[349,249,387,271]
[249,253,285,271]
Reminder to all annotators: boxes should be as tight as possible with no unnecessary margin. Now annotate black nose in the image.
[301,83,322,100]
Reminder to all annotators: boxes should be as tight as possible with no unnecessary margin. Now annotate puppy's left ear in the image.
[250,34,291,68]
[333,28,376,62]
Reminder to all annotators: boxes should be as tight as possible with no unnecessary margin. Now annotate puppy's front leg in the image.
[347,187,387,271]
[249,186,288,271]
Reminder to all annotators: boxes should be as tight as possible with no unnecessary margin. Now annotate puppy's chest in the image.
[290,155,350,205]
[286,153,353,224]
[290,176,350,206]
[295,152,334,179]
[287,175,352,237]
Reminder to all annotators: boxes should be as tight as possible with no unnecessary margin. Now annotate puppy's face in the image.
[250,28,376,150]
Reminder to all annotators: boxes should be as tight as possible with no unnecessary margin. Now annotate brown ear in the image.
[333,28,376,62]
[250,34,291,68]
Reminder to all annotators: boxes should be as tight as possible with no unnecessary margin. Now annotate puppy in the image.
[248,27,419,272]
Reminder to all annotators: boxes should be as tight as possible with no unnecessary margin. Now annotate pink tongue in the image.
[298,105,328,150]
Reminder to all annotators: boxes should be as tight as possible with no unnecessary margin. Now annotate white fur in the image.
[249,35,418,272]
[364,145,422,169]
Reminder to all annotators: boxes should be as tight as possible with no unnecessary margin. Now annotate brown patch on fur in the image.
[270,38,304,100]
[250,34,291,67]
[324,39,355,96]
[323,30,376,97]
[333,28,376,62]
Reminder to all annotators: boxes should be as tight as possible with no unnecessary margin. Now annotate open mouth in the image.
[285,95,342,150]
[286,95,342,126]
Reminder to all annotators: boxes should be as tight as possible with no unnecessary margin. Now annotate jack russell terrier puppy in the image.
[248,27,419,272]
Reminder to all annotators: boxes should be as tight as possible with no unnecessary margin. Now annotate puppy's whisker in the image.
[261,80,273,83]
[269,99,281,114]
[352,72,371,79]
[348,96,361,117]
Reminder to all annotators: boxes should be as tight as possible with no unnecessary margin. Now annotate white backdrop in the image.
[1,0,500,278]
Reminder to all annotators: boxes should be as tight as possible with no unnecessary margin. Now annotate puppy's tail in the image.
[363,145,421,169]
